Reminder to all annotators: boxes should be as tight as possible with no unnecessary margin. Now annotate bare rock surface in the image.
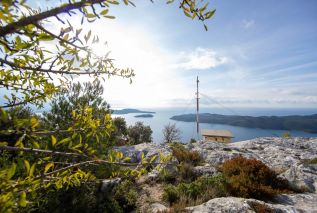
[186,193,317,213]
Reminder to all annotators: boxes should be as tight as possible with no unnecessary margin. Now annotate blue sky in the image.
[19,1,317,108]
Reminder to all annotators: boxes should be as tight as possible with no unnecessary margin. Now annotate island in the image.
[170,113,317,133]
[112,108,155,115]
[134,114,154,118]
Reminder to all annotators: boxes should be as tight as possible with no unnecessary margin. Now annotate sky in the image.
[19,0,317,109]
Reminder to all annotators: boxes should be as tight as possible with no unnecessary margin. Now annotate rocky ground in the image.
[114,137,317,212]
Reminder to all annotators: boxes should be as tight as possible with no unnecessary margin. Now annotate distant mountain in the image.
[112,108,155,115]
[170,113,317,133]
[134,114,154,118]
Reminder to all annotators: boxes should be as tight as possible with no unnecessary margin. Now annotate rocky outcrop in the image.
[114,143,173,164]
[190,137,317,193]
[115,138,317,212]
[186,193,317,213]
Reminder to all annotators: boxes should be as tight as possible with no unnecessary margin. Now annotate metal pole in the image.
[196,76,199,137]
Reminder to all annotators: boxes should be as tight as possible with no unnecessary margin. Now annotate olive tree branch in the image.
[0,0,106,37]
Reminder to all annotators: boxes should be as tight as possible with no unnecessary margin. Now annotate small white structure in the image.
[201,129,233,143]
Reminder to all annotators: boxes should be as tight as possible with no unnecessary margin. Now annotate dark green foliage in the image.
[113,180,138,211]
[0,107,37,146]
[189,138,196,143]
[170,143,202,166]
[127,121,153,145]
[221,156,291,200]
[34,180,138,213]
[159,168,177,183]
[163,175,228,205]
[111,117,129,146]
[163,185,179,203]
[43,79,110,130]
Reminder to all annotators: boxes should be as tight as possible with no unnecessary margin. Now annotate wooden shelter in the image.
[201,129,233,143]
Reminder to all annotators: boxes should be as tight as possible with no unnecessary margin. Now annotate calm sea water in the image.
[113,107,317,143]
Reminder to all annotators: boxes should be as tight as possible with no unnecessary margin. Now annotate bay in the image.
[114,107,317,143]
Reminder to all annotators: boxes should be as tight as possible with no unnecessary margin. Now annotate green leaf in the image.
[183,10,192,18]
[150,155,157,163]
[123,157,131,162]
[104,15,115,19]
[7,163,16,180]
[86,13,96,18]
[24,160,30,174]
[29,164,36,177]
[44,163,54,173]
[19,191,27,207]
[205,9,216,19]
[30,117,39,129]
[101,9,109,15]
[58,137,71,145]
[51,135,57,146]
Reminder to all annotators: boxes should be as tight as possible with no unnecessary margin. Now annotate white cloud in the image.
[242,19,255,29]
[172,48,228,70]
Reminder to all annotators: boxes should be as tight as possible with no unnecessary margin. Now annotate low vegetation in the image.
[159,155,295,211]
[302,157,317,165]
[221,156,292,200]
[170,143,202,166]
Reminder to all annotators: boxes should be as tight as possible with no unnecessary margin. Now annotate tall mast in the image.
[196,76,199,137]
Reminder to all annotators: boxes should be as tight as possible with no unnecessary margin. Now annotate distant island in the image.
[170,113,317,133]
[134,114,154,118]
[112,108,155,115]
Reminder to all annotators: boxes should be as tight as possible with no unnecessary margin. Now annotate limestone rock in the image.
[114,143,172,163]
[149,203,168,213]
[279,164,317,192]
[186,193,317,213]
[100,178,121,193]
[192,164,217,176]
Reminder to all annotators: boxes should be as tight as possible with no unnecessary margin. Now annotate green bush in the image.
[113,180,138,211]
[170,143,202,166]
[34,179,138,213]
[163,185,179,204]
[177,162,197,182]
[163,175,228,205]
[159,168,177,183]
[221,156,291,200]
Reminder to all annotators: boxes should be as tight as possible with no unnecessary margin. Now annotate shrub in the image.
[113,180,138,211]
[282,132,291,138]
[189,138,196,143]
[303,157,317,165]
[163,185,179,204]
[248,201,274,213]
[178,162,197,182]
[221,156,291,200]
[163,175,228,205]
[159,168,177,183]
[170,143,202,166]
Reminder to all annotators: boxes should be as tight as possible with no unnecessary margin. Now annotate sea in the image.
[113,107,317,143]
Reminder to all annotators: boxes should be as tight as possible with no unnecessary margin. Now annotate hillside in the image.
[170,113,317,133]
